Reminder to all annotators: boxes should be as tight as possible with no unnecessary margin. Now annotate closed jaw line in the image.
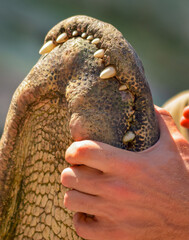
[39,27,136,144]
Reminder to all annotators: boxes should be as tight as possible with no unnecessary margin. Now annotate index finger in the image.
[65,140,136,173]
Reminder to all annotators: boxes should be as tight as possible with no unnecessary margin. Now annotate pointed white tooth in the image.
[56,33,67,43]
[81,32,87,38]
[39,40,56,55]
[123,131,135,143]
[72,30,78,37]
[100,66,116,79]
[94,49,104,58]
[119,85,127,91]
[91,38,100,44]
[87,35,93,41]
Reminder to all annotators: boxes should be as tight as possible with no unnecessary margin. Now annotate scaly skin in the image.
[0,15,159,239]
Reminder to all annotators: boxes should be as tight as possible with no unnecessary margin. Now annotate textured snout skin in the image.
[0,15,159,239]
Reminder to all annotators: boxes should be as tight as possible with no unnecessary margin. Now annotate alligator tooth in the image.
[72,30,78,37]
[81,32,87,38]
[123,131,135,143]
[119,85,127,91]
[100,66,116,79]
[56,33,68,43]
[91,38,100,44]
[94,49,104,58]
[87,35,93,41]
[39,40,56,55]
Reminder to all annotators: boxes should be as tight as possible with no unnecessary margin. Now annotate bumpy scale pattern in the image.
[13,101,80,239]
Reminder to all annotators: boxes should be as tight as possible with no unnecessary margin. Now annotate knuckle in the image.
[73,214,84,237]
[73,213,92,239]
[65,142,77,162]
[61,167,77,187]
[63,190,73,209]
[73,221,83,238]
[157,107,173,120]
[76,140,92,156]
[155,106,170,115]
[66,141,89,162]
[161,108,172,117]
[61,169,71,186]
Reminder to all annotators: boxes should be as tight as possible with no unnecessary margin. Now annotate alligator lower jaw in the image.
[1,98,80,239]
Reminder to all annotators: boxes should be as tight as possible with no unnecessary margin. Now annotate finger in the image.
[64,190,103,216]
[73,212,100,240]
[61,166,137,201]
[183,106,189,119]
[65,140,138,174]
[61,165,103,195]
[73,213,124,240]
[180,116,189,129]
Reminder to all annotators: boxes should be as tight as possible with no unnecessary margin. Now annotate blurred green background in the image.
[0,0,189,135]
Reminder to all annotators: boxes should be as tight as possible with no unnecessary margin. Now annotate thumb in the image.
[155,105,182,140]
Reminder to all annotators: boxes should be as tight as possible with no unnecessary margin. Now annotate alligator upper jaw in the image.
[37,15,159,151]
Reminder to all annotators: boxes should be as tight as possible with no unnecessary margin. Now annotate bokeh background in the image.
[0,0,189,135]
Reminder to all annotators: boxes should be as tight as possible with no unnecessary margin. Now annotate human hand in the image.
[61,107,189,240]
[180,106,189,129]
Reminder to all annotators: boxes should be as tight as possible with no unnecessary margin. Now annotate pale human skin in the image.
[61,106,189,240]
